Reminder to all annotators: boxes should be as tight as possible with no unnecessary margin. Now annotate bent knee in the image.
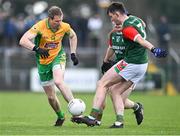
[54,79,64,87]
[97,79,109,88]
[110,89,118,96]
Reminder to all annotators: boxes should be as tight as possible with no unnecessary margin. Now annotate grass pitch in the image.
[0,91,180,135]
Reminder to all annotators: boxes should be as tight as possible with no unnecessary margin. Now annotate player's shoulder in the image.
[33,18,47,29]
[108,27,122,38]
[127,15,139,20]
[129,15,143,24]
[61,21,71,29]
[29,18,47,33]
[128,15,146,28]
[123,15,141,27]
[35,18,46,25]
[125,15,137,23]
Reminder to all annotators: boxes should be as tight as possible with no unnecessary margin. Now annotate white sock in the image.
[114,121,123,126]
[134,104,139,111]
[88,115,95,120]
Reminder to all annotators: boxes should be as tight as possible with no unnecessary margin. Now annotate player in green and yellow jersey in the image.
[19,6,78,126]
[72,2,167,128]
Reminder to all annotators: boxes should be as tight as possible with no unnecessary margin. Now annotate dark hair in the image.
[48,6,62,19]
[107,2,126,14]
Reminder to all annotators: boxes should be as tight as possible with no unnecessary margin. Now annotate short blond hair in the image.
[48,6,62,19]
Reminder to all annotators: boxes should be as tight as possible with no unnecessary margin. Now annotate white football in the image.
[68,98,86,116]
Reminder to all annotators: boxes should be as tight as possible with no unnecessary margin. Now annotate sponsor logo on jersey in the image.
[112,46,125,50]
[44,42,59,49]
[115,50,123,54]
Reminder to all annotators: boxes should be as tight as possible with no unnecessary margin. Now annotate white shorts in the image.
[114,60,148,84]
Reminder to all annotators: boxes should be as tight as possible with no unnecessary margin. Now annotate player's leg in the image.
[108,60,147,127]
[71,66,125,126]
[91,66,125,113]
[110,83,139,114]
[52,49,74,103]
[53,67,74,102]
[124,99,144,125]
[38,61,65,126]
[109,83,135,109]
[110,88,124,128]
[121,86,134,109]
[75,65,128,126]
[121,85,139,110]
[72,93,107,126]
[71,60,129,126]
[92,65,125,110]
[119,62,148,125]
[121,86,144,125]
[72,60,146,127]
[109,80,133,128]
[43,85,60,113]
[43,84,65,126]
[96,92,107,125]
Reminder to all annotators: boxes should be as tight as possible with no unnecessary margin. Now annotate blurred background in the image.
[0,0,179,94]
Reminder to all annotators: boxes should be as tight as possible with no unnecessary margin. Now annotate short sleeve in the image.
[28,22,41,34]
[122,26,140,41]
[65,24,71,35]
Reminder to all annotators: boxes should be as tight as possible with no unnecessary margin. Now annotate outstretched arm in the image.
[135,36,154,51]
[122,26,167,58]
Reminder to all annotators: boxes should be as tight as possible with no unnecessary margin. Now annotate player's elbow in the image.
[19,36,26,46]
[69,34,77,43]
[70,33,77,40]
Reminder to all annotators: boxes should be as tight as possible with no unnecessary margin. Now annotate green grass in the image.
[0,91,180,135]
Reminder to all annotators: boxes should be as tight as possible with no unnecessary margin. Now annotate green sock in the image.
[90,108,102,119]
[56,111,64,119]
[97,112,103,122]
[116,114,124,122]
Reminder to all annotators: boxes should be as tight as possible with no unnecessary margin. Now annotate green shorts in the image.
[37,48,66,83]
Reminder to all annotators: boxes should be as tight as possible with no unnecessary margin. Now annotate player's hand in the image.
[71,53,79,65]
[101,60,115,74]
[151,47,167,58]
[33,46,49,59]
